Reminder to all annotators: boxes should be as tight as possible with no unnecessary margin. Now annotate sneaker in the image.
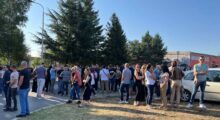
[186,103,193,108]
[124,101,129,104]
[3,108,12,112]
[118,100,124,104]
[199,104,207,109]
[155,97,160,100]
[146,105,152,109]
[16,114,26,118]
[66,100,72,104]
[10,108,18,112]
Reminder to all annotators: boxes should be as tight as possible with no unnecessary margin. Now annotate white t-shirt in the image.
[145,71,155,85]
[91,73,95,85]
[10,71,19,88]
[99,68,109,81]
[0,70,5,79]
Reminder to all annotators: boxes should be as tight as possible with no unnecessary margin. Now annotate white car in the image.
[181,68,220,102]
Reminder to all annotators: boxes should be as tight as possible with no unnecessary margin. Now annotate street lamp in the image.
[29,0,45,62]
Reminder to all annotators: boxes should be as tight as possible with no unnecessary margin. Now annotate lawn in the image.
[21,96,220,120]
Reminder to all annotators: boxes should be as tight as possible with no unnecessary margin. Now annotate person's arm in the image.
[45,69,47,78]
[134,71,143,80]
[18,72,24,87]
[150,71,156,80]
[121,70,125,81]
[83,75,90,83]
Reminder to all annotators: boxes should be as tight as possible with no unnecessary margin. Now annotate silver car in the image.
[181,68,220,102]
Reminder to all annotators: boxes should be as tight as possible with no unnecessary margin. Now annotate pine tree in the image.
[0,0,30,64]
[34,0,103,65]
[102,13,128,65]
[128,32,167,65]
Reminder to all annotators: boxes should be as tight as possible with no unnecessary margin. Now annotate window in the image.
[184,72,194,80]
[208,71,220,82]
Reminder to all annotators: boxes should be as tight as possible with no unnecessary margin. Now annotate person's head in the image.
[124,63,129,68]
[71,66,77,73]
[171,61,177,67]
[141,64,147,73]
[84,67,91,76]
[10,65,17,71]
[135,64,141,72]
[161,72,169,81]
[146,63,153,72]
[199,56,205,64]
[51,64,55,68]
[156,65,161,70]
[6,65,10,71]
[162,65,169,73]
[21,61,28,68]
[102,65,106,69]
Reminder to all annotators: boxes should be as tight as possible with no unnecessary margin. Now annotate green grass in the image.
[21,97,220,120]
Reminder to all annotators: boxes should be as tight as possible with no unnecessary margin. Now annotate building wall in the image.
[165,51,220,68]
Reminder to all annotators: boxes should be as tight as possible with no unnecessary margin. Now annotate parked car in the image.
[181,68,220,102]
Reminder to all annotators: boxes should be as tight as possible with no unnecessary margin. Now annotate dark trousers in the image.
[135,80,146,101]
[62,81,69,95]
[110,78,116,91]
[83,85,92,101]
[155,81,160,97]
[6,87,17,109]
[91,85,96,95]
[114,78,121,92]
[120,83,129,101]
[3,85,9,100]
[147,85,155,105]
[44,78,51,92]
[189,81,206,104]
[94,79,99,90]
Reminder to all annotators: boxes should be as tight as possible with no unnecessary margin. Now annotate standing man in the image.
[7,65,19,112]
[2,66,11,109]
[34,63,47,98]
[187,56,208,109]
[49,65,56,93]
[119,63,132,104]
[60,66,71,96]
[99,66,110,94]
[170,61,184,107]
[154,65,161,99]
[16,61,31,118]
[0,66,5,96]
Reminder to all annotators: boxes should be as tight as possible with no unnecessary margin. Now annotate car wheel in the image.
[181,89,191,102]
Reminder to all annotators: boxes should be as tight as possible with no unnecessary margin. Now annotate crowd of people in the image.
[0,55,208,118]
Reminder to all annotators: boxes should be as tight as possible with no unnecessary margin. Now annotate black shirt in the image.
[20,68,31,89]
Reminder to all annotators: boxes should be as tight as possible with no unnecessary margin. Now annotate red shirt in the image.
[72,71,82,86]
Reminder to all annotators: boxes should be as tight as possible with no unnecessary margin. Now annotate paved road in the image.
[0,92,67,120]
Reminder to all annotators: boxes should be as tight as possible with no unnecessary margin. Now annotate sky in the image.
[23,0,220,57]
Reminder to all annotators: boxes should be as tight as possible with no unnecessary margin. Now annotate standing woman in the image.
[83,68,92,104]
[134,64,145,106]
[145,64,156,109]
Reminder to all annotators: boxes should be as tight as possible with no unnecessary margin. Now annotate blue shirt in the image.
[50,68,56,80]
[154,68,161,80]
[194,64,208,82]
[36,67,46,79]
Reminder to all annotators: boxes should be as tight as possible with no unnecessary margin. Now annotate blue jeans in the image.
[19,88,30,115]
[147,85,155,105]
[58,80,63,93]
[62,81,69,95]
[189,81,206,104]
[70,83,80,100]
[120,83,129,101]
